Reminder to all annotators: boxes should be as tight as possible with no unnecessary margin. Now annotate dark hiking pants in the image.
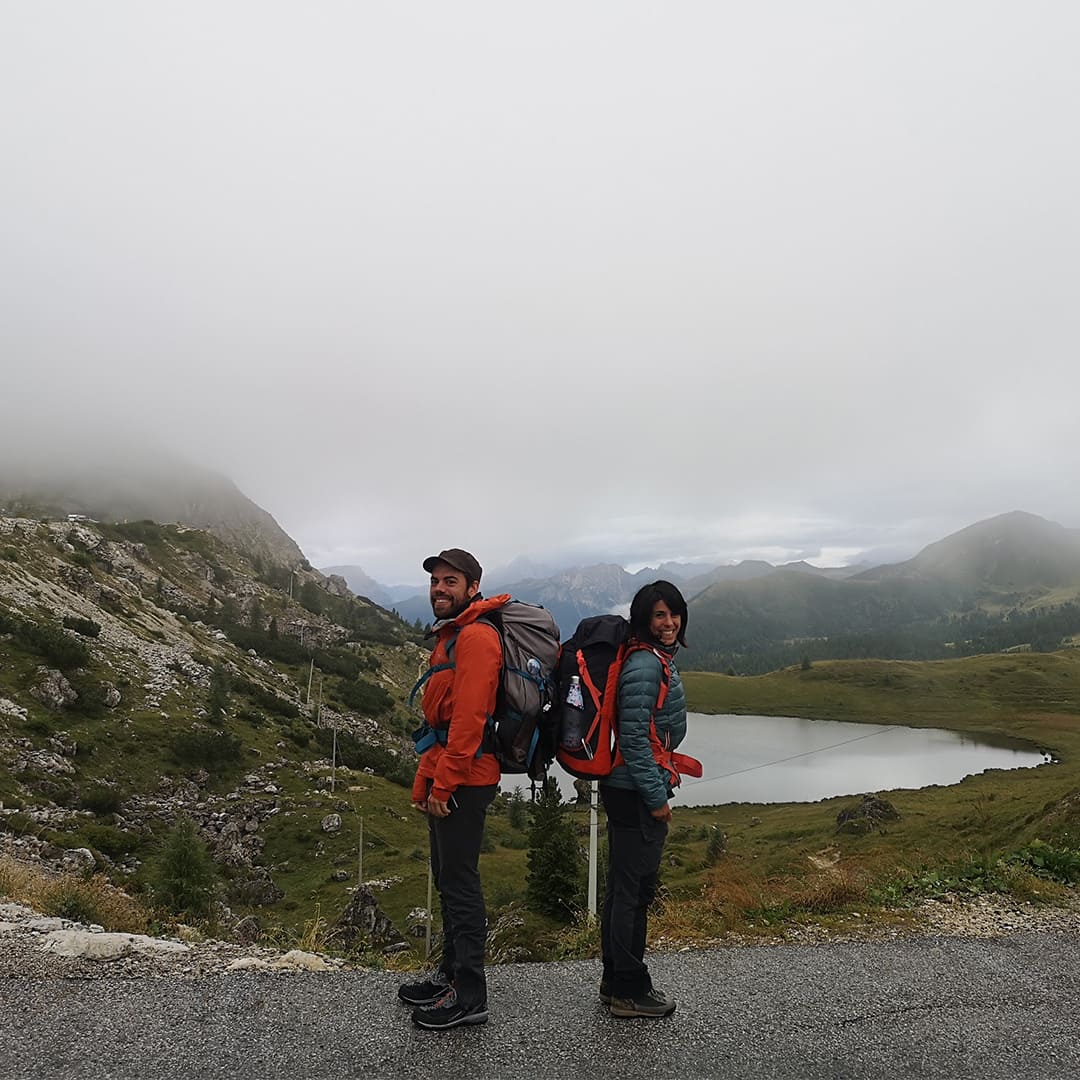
[599,784,668,998]
[427,782,497,1008]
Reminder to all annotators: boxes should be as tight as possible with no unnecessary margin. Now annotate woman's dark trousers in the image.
[599,784,668,997]
[428,783,497,1008]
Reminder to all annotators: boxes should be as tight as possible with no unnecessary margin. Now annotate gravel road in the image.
[4,929,1080,1080]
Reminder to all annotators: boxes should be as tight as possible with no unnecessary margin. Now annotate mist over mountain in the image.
[346,511,1080,669]
[689,512,1080,673]
[853,511,1080,595]
[0,445,303,570]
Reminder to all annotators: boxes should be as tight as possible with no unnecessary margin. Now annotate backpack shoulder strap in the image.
[624,641,672,711]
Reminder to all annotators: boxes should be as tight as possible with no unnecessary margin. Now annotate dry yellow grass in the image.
[0,854,150,933]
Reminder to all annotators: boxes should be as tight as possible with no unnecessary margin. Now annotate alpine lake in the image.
[508,714,1050,806]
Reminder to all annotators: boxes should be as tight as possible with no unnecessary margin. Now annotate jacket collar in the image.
[430,593,511,634]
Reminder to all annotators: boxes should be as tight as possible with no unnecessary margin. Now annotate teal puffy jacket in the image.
[602,645,687,810]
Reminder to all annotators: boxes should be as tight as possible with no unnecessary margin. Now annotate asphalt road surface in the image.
[3,932,1079,1080]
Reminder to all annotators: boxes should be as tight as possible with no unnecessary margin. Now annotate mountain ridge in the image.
[0,451,303,570]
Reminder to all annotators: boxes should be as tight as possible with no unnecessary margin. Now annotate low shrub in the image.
[79,785,124,817]
[333,677,393,716]
[66,674,110,718]
[232,676,300,718]
[1011,840,1080,884]
[285,723,311,748]
[62,616,101,638]
[315,729,412,787]
[76,823,140,859]
[4,614,90,670]
[171,729,243,772]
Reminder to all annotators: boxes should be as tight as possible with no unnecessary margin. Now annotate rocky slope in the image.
[0,512,426,951]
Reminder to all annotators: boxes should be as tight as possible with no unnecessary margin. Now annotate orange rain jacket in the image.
[411,594,508,805]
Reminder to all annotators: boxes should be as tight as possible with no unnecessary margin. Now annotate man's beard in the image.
[430,594,470,620]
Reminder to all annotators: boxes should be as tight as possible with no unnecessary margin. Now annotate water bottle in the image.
[561,675,586,750]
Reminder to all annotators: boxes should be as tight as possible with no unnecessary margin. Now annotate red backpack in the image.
[553,615,702,788]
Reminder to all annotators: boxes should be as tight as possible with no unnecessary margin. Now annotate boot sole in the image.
[412,1009,489,1030]
[609,1002,677,1019]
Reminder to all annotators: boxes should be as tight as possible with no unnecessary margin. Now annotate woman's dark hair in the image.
[628,579,689,648]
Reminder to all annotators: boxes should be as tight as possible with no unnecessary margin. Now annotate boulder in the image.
[333,885,404,948]
[836,794,901,835]
[230,869,283,907]
[321,813,342,834]
[232,915,262,945]
[270,950,330,972]
[40,930,190,960]
[0,697,28,721]
[324,575,350,598]
[61,848,96,873]
[29,668,78,711]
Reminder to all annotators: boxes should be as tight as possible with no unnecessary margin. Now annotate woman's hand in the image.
[650,803,672,823]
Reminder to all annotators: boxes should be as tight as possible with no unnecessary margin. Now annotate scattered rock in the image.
[0,697,28,721]
[61,848,96,874]
[41,930,191,960]
[28,668,78,711]
[227,956,271,972]
[232,916,261,945]
[333,885,405,949]
[321,814,342,834]
[270,950,331,972]
[836,794,901,835]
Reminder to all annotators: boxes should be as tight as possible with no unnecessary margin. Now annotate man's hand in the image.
[650,803,672,823]
[411,800,428,814]
[427,796,451,818]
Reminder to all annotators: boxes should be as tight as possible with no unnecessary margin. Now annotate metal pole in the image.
[306,658,314,704]
[588,780,599,920]
[331,718,337,793]
[425,862,434,960]
[357,817,363,886]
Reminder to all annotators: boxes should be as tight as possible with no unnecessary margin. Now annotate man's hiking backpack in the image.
[553,614,702,787]
[409,599,561,780]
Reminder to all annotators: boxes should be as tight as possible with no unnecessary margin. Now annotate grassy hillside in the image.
[688,513,1080,673]
[4,512,1080,961]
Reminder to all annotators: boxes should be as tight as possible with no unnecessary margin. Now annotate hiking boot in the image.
[599,980,613,1004]
[412,987,489,1030]
[609,988,677,1018]
[397,974,451,1007]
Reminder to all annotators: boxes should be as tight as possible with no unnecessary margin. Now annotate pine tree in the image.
[208,663,230,719]
[525,779,583,921]
[148,818,219,917]
[507,787,527,830]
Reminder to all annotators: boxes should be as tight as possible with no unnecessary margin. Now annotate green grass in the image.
[7,513,1080,960]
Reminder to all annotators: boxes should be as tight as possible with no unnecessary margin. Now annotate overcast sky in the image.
[3,3,1078,585]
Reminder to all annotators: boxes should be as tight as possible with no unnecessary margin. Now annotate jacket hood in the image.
[430,593,511,634]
